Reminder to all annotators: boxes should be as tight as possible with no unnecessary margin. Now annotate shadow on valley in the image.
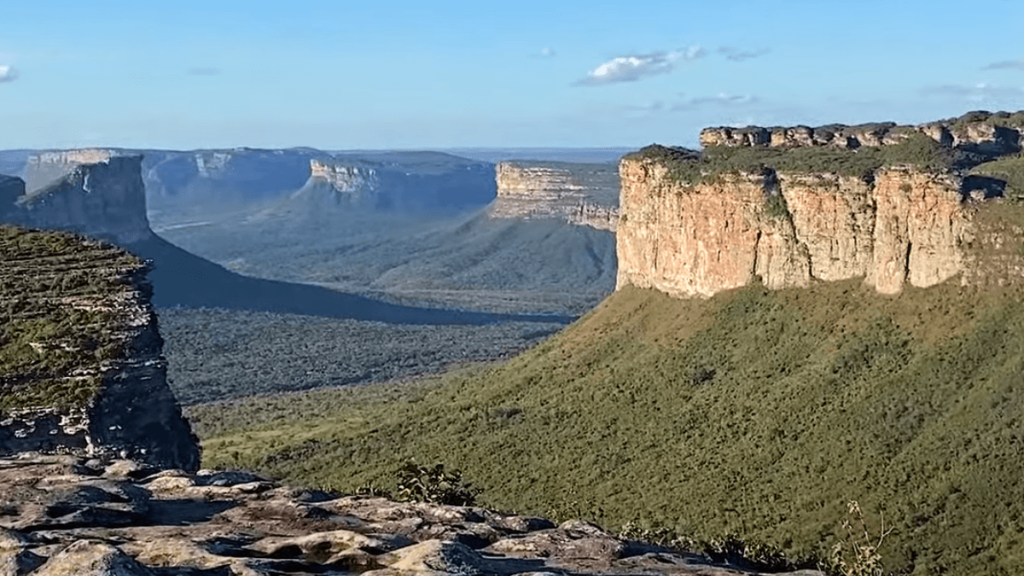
[129,234,573,325]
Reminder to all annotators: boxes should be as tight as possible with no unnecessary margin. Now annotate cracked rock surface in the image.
[0,454,824,576]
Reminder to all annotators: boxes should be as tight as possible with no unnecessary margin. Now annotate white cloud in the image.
[672,93,757,110]
[624,93,758,117]
[0,65,18,82]
[540,47,555,57]
[575,46,704,86]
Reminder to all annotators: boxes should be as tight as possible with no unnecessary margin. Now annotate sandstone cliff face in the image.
[5,155,152,245]
[0,227,200,470]
[306,158,381,206]
[616,160,975,297]
[489,162,619,231]
[23,150,115,193]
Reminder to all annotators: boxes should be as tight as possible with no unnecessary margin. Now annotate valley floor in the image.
[162,307,562,405]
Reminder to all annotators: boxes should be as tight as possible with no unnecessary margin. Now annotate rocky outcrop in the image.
[489,162,620,231]
[0,455,823,576]
[4,155,153,245]
[283,153,496,214]
[699,110,1024,153]
[305,158,381,206]
[0,227,200,471]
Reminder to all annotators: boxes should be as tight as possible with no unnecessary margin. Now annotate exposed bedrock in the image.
[616,159,994,297]
[0,455,821,576]
[489,161,620,231]
[699,110,1024,154]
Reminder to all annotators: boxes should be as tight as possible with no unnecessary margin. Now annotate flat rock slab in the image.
[0,455,824,576]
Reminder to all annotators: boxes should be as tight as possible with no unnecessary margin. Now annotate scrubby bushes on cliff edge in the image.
[193,279,1024,576]
[627,133,957,185]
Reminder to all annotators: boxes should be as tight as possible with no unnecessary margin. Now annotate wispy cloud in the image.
[539,47,555,58]
[717,47,771,62]
[981,59,1024,71]
[0,65,18,83]
[625,93,758,115]
[187,67,222,76]
[673,93,757,110]
[575,46,704,86]
[926,82,1024,102]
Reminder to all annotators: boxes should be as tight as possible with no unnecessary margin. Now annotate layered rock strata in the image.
[489,162,620,231]
[0,227,200,470]
[0,455,823,576]
[618,115,1024,298]
[306,158,381,206]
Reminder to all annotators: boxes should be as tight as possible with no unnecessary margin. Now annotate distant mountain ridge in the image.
[0,153,569,324]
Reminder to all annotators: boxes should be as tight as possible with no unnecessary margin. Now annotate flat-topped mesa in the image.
[490,161,620,232]
[24,149,117,193]
[0,226,200,470]
[3,155,153,245]
[306,158,380,205]
[699,110,1024,154]
[618,112,1024,299]
[288,154,495,213]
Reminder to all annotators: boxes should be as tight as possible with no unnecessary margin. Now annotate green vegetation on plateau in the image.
[0,225,142,413]
[627,133,957,185]
[193,280,1024,576]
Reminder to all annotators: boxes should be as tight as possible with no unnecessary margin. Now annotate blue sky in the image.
[1,0,1023,150]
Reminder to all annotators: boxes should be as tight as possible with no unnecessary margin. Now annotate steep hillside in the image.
[193,281,1024,575]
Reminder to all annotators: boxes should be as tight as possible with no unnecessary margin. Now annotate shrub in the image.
[395,461,481,506]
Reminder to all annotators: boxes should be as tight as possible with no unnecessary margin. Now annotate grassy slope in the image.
[191,281,1024,575]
